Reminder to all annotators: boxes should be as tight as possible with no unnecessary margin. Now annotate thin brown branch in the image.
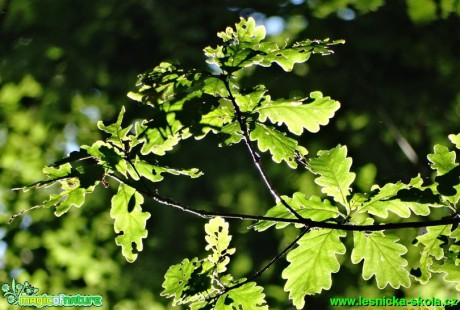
[221,75,304,221]
[107,172,460,232]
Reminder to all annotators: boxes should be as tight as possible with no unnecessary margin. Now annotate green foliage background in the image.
[1,0,459,309]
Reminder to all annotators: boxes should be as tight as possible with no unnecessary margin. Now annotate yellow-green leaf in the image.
[351,231,410,289]
[110,183,151,262]
[309,145,355,210]
[282,229,346,309]
[255,91,340,135]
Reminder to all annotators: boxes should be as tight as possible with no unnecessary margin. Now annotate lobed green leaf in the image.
[255,91,340,135]
[215,282,268,309]
[161,217,268,309]
[448,133,460,149]
[128,157,202,182]
[249,123,307,168]
[428,144,458,175]
[161,257,205,305]
[351,231,410,289]
[354,179,441,218]
[309,145,355,211]
[110,183,151,262]
[282,229,346,309]
[204,217,235,273]
[134,120,185,156]
[413,225,451,283]
[97,106,132,149]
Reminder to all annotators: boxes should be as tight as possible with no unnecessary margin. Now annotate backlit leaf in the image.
[204,18,342,71]
[97,106,132,149]
[234,85,267,113]
[161,258,206,306]
[309,145,355,210]
[130,158,202,182]
[215,282,268,310]
[217,122,243,146]
[359,199,432,218]
[202,76,229,97]
[54,187,88,216]
[82,141,130,177]
[204,217,235,273]
[428,144,458,175]
[110,183,151,262]
[354,177,441,219]
[135,120,185,156]
[413,225,451,283]
[249,123,307,168]
[351,231,410,289]
[450,227,460,256]
[198,102,235,138]
[282,229,346,309]
[42,163,73,179]
[448,133,460,149]
[255,91,340,135]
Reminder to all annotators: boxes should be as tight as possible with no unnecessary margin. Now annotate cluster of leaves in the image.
[161,217,268,309]
[15,18,460,308]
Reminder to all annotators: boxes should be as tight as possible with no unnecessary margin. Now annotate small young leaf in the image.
[249,123,307,168]
[205,18,342,72]
[161,257,202,304]
[206,17,266,70]
[110,183,151,262]
[130,158,202,182]
[97,106,133,149]
[428,144,458,175]
[255,92,340,135]
[282,229,346,309]
[309,145,355,210]
[205,217,235,273]
[202,77,229,97]
[54,187,87,216]
[234,85,267,113]
[448,133,460,149]
[217,122,243,146]
[162,217,260,309]
[257,39,343,72]
[198,101,235,138]
[215,282,268,310]
[135,120,186,156]
[413,225,451,283]
[351,231,410,289]
[42,163,73,179]
[217,17,266,44]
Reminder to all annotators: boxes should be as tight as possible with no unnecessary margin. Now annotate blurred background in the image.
[1,0,459,308]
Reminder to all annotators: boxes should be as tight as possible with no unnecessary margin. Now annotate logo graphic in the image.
[2,279,102,308]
